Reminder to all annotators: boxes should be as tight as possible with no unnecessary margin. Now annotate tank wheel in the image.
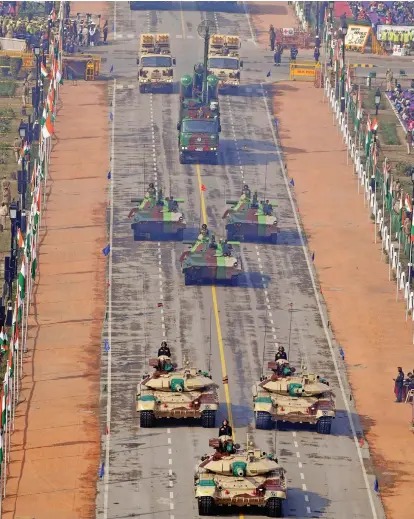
[198,496,215,516]
[255,411,272,430]
[316,416,332,435]
[140,410,155,428]
[139,84,145,94]
[266,497,282,518]
[270,233,278,244]
[201,410,216,428]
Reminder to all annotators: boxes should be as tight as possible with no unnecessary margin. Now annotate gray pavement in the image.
[95,3,388,519]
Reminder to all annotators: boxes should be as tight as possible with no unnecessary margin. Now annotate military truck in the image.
[137,33,176,93]
[207,34,243,91]
[128,184,186,240]
[194,435,287,517]
[223,184,279,243]
[137,355,219,428]
[180,225,242,285]
[252,360,336,434]
[177,67,221,164]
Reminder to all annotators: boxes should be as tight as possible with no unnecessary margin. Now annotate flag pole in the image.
[396,227,401,301]
[7,375,12,463]
[3,391,8,497]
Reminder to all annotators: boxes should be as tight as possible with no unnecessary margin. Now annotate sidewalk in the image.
[275,81,413,519]
[3,83,108,519]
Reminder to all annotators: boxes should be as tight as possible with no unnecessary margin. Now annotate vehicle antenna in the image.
[264,156,268,203]
[261,310,267,378]
[142,277,147,366]
[208,306,212,373]
[287,303,293,359]
[274,422,278,460]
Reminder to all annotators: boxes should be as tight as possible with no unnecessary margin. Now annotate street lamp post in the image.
[34,45,41,120]
[18,124,27,213]
[8,200,18,299]
[340,19,348,113]
[375,88,381,115]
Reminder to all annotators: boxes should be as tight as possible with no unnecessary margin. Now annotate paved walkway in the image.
[275,80,414,519]
[3,83,108,519]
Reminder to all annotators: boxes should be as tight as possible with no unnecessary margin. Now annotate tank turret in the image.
[252,362,336,434]
[223,188,279,243]
[136,356,219,428]
[195,437,287,516]
[180,227,242,286]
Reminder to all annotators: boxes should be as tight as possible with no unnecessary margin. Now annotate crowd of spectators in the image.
[62,10,108,54]
[387,80,414,133]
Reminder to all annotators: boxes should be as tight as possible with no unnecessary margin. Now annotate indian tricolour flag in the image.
[42,113,55,139]
[41,62,50,79]
[17,228,24,248]
[2,372,8,427]
[32,241,37,281]
[371,118,379,132]
[405,193,412,214]
[18,260,26,300]
[365,116,372,155]
[0,425,3,467]
[50,7,56,21]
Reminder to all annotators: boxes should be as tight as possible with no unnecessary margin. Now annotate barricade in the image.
[290,61,321,82]
[274,28,314,49]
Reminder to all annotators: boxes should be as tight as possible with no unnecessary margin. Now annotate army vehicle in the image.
[137,355,219,427]
[180,225,242,285]
[194,435,287,517]
[207,34,243,91]
[137,33,176,93]
[252,360,336,434]
[177,67,221,164]
[223,185,279,243]
[128,184,186,240]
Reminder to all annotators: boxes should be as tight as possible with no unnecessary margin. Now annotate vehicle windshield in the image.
[141,56,172,67]
[208,57,239,70]
[182,120,218,133]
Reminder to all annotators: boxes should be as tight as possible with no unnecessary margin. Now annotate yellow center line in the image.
[195,164,235,437]
[179,1,186,39]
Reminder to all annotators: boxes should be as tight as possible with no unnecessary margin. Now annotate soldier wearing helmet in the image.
[158,341,171,357]
[147,183,156,197]
[242,184,251,198]
[275,345,287,361]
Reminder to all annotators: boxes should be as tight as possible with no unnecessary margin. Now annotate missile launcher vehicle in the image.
[136,356,219,428]
[137,33,176,93]
[223,184,279,243]
[252,360,336,434]
[194,435,287,517]
[180,225,242,285]
[128,184,186,240]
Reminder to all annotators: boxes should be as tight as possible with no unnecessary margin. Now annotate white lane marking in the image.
[242,0,257,45]
[300,473,305,480]
[294,441,298,448]
[304,495,309,502]
[260,83,380,519]
[176,34,183,38]
[170,492,174,499]
[103,77,116,519]
[307,506,311,514]
[169,458,172,465]
[187,34,194,39]
[113,0,117,40]
[127,33,135,39]
[302,483,307,491]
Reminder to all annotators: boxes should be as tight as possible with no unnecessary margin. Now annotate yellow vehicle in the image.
[137,33,176,93]
[207,34,243,91]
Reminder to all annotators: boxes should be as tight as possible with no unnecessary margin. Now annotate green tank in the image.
[180,225,242,285]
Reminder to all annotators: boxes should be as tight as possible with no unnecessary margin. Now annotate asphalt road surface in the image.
[95,3,388,519]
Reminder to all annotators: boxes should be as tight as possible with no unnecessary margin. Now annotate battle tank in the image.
[180,225,242,285]
[128,184,186,240]
[194,435,287,517]
[252,360,336,434]
[136,356,219,427]
[223,185,279,243]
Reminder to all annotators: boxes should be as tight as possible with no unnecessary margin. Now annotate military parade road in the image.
[95,3,387,519]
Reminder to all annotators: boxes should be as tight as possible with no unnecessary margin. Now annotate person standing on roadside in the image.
[406,130,412,154]
[314,45,320,63]
[103,20,108,44]
[394,367,405,402]
[269,24,276,51]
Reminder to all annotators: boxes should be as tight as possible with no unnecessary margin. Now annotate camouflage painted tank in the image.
[128,184,186,240]
[180,225,242,285]
[223,185,279,243]
[252,360,336,434]
[136,356,219,427]
[194,435,287,517]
